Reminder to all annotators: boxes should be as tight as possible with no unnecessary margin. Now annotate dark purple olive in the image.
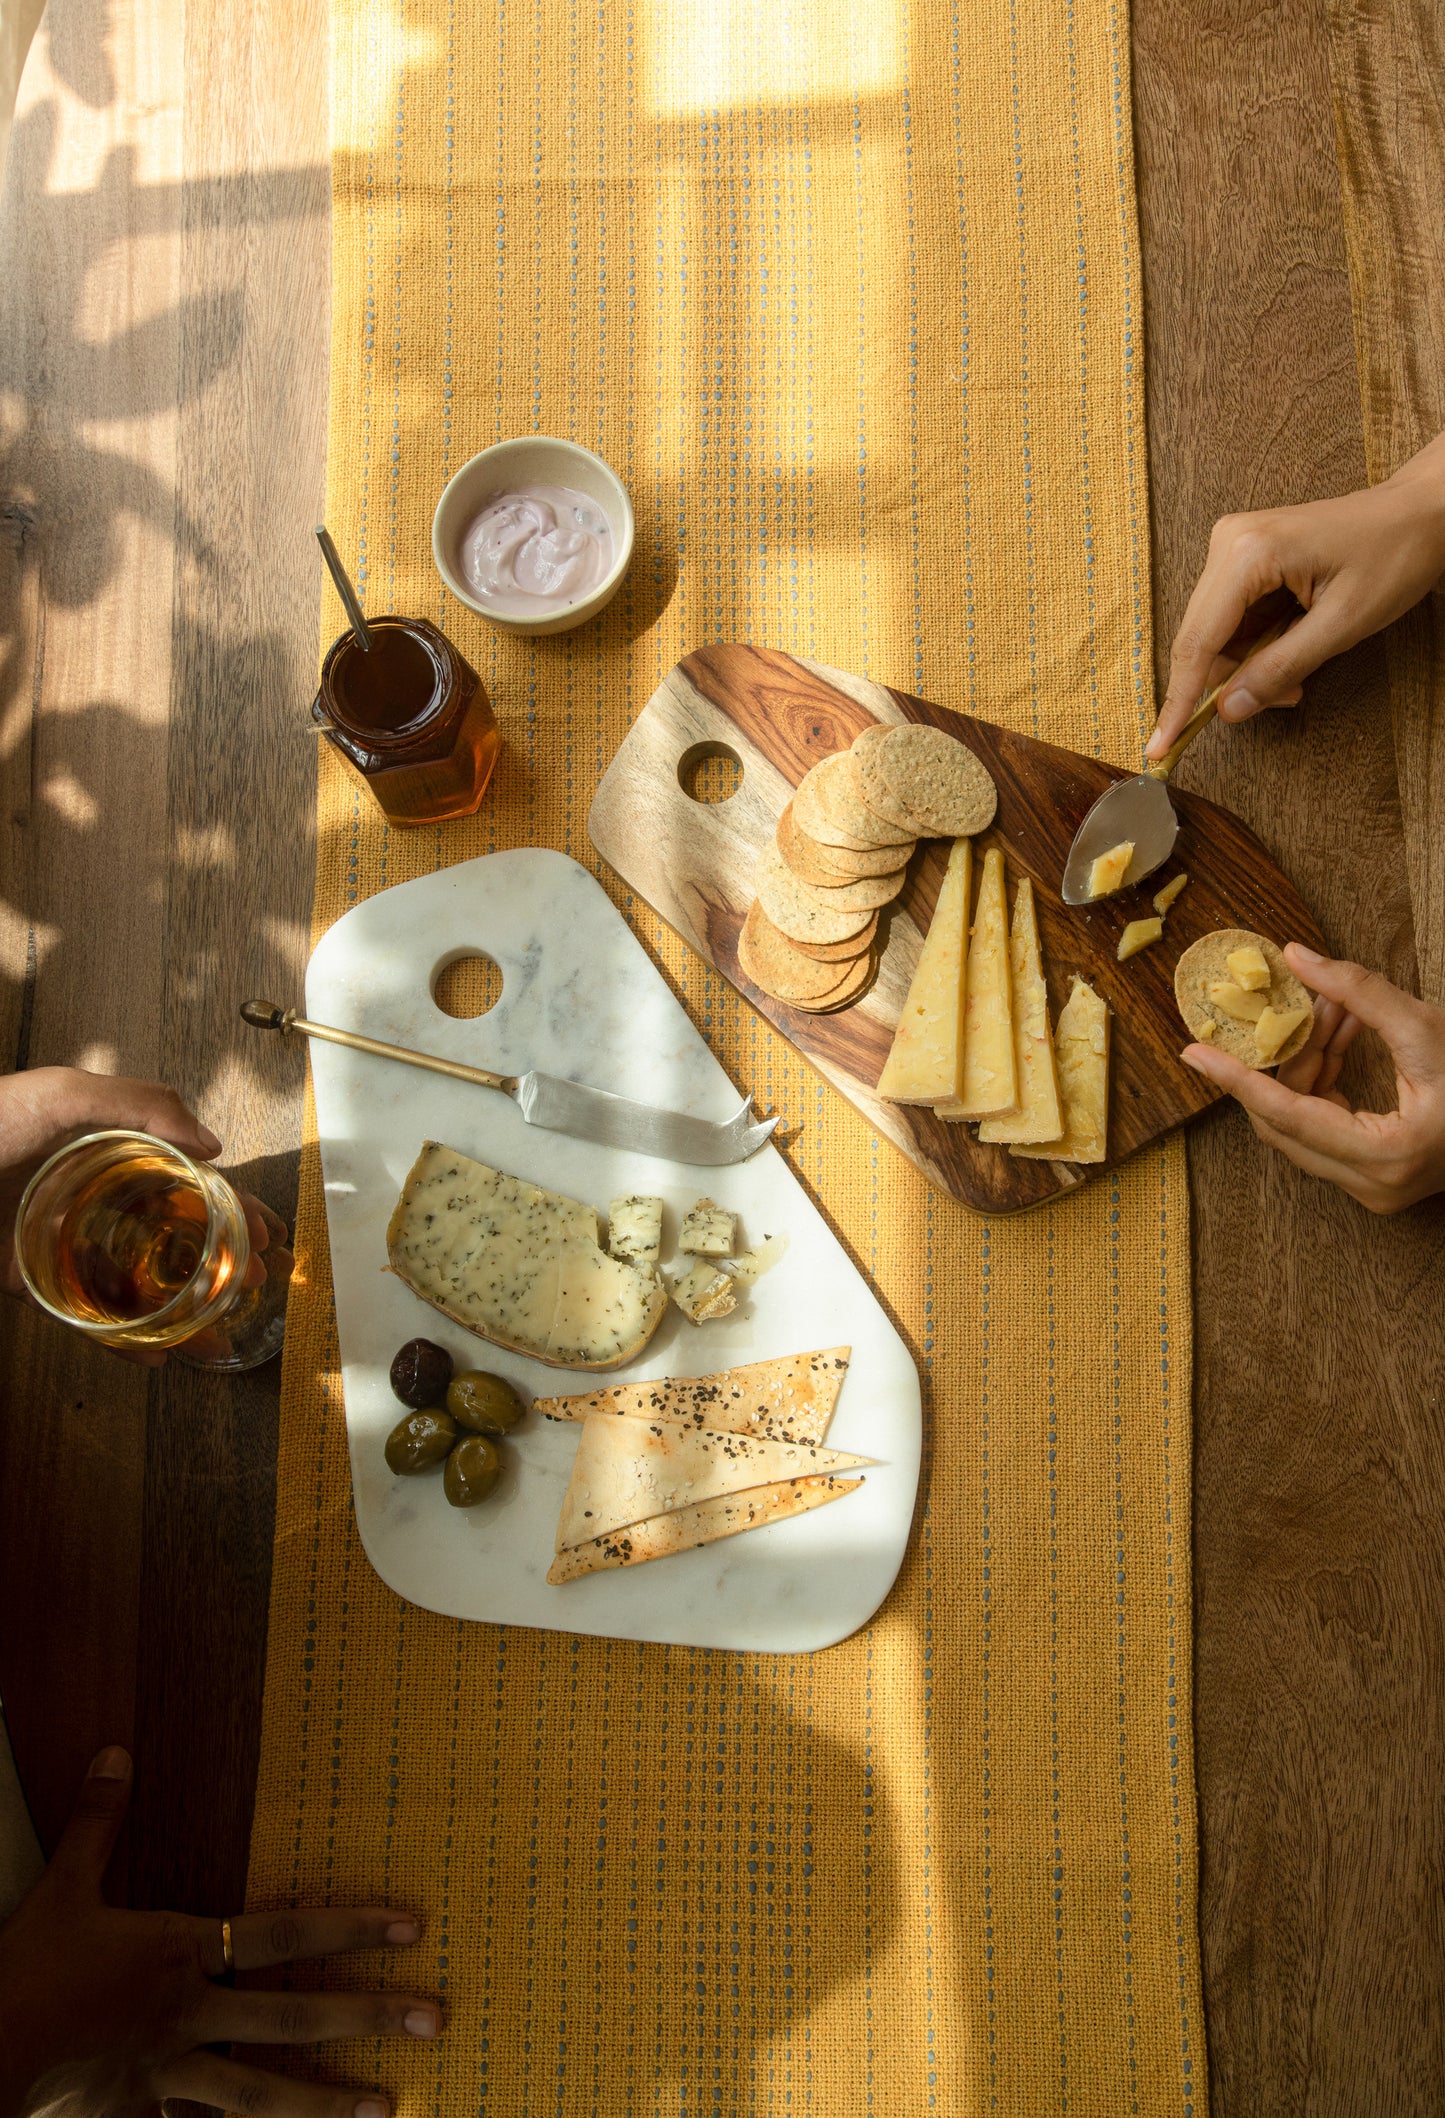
[390,1337,454,1409]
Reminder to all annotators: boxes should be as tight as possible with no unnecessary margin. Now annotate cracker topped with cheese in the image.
[1174,928,1314,1068]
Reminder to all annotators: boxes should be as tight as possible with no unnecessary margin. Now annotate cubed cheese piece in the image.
[1254,1003,1311,1062]
[386,1142,667,1371]
[937,847,1017,1119]
[1013,977,1110,1163]
[608,1195,663,1266]
[1209,980,1267,1023]
[1087,840,1134,899]
[1153,872,1188,916]
[876,838,971,1103]
[671,1260,738,1324]
[678,1197,737,1256]
[1226,944,1271,992]
[1117,916,1164,962]
[977,877,1064,1146]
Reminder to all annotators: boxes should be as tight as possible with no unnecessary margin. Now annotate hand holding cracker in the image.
[1181,944,1445,1213]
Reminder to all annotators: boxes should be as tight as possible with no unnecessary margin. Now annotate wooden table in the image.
[1,0,1441,2107]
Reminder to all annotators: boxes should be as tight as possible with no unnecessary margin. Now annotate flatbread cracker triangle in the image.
[535,1348,851,1443]
[546,1474,863,1584]
[554,1414,872,1552]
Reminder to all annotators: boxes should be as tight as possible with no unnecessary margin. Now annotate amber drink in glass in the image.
[311,615,500,825]
[16,1130,287,1370]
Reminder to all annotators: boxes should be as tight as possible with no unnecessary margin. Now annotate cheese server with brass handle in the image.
[240,1001,779,1165]
[1061,616,1293,905]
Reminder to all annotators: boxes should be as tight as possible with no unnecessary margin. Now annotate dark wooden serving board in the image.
[588,645,1326,1212]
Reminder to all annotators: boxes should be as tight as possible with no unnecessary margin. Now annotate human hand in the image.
[0,1067,283,1364]
[1147,434,1445,758]
[0,1748,439,2118]
[1181,944,1445,1213]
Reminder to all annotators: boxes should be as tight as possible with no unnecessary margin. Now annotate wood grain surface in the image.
[0,0,327,1931]
[590,644,1326,1214]
[1136,0,1445,2110]
[1,0,1442,2111]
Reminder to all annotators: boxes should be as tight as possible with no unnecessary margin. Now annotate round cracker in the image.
[802,862,906,912]
[790,912,879,962]
[849,723,891,766]
[783,949,878,1014]
[738,903,869,1003]
[793,753,916,851]
[777,803,910,882]
[857,723,998,836]
[1173,928,1314,1068]
[754,845,877,945]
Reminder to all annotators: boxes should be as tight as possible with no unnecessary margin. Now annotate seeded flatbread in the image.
[554,1414,872,1553]
[739,903,867,1002]
[777,803,908,882]
[546,1474,863,1583]
[789,913,879,962]
[535,1347,852,1444]
[793,753,916,851]
[855,723,998,836]
[1174,928,1314,1067]
[754,844,877,944]
[783,949,878,1014]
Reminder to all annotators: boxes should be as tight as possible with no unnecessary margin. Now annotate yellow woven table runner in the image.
[246,3,1204,2111]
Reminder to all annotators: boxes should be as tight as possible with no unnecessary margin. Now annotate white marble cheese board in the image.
[306,848,921,1653]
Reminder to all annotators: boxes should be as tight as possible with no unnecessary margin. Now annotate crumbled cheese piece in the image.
[1255,1003,1311,1061]
[670,1260,738,1324]
[678,1197,737,1257]
[608,1195,663,1266]
[1087,841,1134,899]
[1226,945,1270,992]
[1208,980,1267,1023]
[1117,916,1164,961]
[1153,872,1188,916]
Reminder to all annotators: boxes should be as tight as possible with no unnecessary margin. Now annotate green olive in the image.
[446,1369,525,1437]
[443,1433,502,1507]
[384,1407,457,1475]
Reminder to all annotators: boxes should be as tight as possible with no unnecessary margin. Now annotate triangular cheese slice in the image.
[555,1414,872,1552]
[978,877,1064,1144]
[534,1347,851,1444]
[876,838,971,1103]
[547,1474,862,1584]
[1013,975,1110,1162]
[937,845,1017,1119]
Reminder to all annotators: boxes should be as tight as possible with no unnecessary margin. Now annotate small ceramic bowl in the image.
[431,437,634,636]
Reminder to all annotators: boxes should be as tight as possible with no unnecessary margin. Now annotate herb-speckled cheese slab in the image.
[386,1142,667,1370]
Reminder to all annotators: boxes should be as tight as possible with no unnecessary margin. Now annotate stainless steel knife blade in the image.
[240,1001,779,1165]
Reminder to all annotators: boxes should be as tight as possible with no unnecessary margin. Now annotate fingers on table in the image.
[217,1908,423,1974]
[195,1984,441,2049]
[156,2051,392,2118]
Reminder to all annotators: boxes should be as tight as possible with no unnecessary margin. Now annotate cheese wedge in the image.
[938,845,1017,1119]
[553,1413,872,1552]
[977,878,1063,1145]
[876,837,971,1103]
[1013,976,1110,1163]
[386,1143,667,1371]
[534,1347,851,1444]
[547,1474,862,1583]
[1088,840,1134,898]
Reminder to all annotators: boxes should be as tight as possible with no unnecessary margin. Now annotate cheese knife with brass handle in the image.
[1061,614,1294,906]
[240,1001,779,1165]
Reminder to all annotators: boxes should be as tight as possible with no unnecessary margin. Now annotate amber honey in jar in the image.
[311,616,500,825]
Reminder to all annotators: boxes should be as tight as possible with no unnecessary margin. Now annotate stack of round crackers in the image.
[738,720,998,1013]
